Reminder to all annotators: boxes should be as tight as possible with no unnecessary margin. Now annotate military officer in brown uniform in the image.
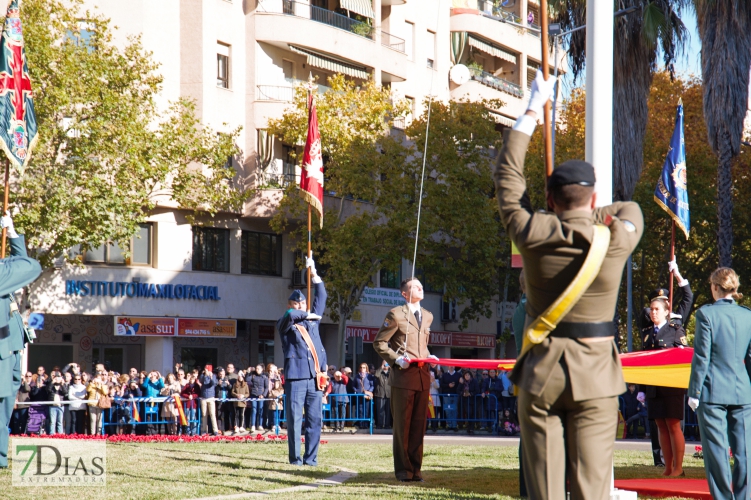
[373,277,437,482]
[494,71,644,500]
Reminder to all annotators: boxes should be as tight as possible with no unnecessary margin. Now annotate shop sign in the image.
[349,325,496,349]
[360,287,404,307]
[345,326,379,343]
[114,316,176,337]
[66,280,221,301]
[177,318,236,338]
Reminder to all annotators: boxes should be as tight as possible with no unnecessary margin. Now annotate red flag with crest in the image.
[300,94,324,228]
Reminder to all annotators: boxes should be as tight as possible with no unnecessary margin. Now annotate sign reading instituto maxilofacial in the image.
[65,280,222,301]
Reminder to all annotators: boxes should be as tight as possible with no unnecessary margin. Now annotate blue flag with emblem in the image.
[654,99,689,239]
[0,0,38,175]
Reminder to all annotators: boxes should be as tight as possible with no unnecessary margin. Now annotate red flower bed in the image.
[10,433,299,444]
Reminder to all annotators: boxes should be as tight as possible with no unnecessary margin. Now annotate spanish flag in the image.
[131,399,140,423]
[174,394,188,427]
[427,395,435,419]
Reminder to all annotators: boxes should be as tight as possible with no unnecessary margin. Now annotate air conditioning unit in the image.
[291,269,306,287]
[441,299,457,323]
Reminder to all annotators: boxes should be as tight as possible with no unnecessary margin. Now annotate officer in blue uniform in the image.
[0,213,43,467]
[276,255,327,466]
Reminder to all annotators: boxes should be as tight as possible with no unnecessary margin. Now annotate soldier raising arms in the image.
[494,71,644,500]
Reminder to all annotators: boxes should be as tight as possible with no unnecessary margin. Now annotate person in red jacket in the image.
[180,374,200,435]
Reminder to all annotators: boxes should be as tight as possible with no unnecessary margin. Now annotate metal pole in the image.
[627,255,633,352]
[540,0,553,179]
[668,221,675,311]
[585,0,614,207]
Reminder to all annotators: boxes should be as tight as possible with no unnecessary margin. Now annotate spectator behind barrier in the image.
[197,365,219,436]
[231,371,250,435]
[160,373,182,435]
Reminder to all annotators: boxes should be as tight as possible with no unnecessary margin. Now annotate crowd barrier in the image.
[427,393,506,433]
[617,394,701,441]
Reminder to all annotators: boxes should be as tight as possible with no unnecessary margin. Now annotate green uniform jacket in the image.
[688,299,751,404]
[493,129,644,401]
[373,305,433,391]
[0,235,42,399]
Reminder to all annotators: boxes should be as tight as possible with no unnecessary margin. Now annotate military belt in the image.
[548,321,613,339]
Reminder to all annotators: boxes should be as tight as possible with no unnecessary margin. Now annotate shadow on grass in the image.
[352,468,522,498]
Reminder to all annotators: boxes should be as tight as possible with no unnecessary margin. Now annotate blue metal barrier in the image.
[428,393,502,433]
[275,393,374,434]
[683,397,700,441]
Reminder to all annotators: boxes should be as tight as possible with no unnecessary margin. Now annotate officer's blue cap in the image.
[289,290,306,302]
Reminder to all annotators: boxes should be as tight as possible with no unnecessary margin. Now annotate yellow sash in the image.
[519,224,611,360]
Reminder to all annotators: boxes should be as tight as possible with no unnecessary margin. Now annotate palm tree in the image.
[552,0,690,201]
[693,1,751,267]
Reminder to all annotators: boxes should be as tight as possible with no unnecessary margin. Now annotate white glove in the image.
[395,356,411,369]
[306,312,322,321]
[668,258,679,275]
[0,211,18,239]
[688,397,699,412]
[427,355,439,361]
[306,254,322,284]
[526,69,556,117]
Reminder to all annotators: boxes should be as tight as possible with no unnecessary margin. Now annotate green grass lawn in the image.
[0,438,707,500]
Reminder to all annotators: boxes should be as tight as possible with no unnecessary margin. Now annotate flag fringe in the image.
[0,130,37,176]
[653,195,689,240]
[300,189,323,228]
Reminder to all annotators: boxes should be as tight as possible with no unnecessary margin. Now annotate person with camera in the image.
[276,255,327,466]
[245,364,268,433]
[142,370,164,435]
[67,373,87,435]
[215,367,232,434]
[353,362,375,429]
[86,373,109,435]
[197,364,219,435]
[231,370,249,435]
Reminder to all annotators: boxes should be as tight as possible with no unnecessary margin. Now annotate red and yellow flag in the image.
[131,399,140,423]
[427,395,435,419]
[300,93,324,228]
[174,394,187,426]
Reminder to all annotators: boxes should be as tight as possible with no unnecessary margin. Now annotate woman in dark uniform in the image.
[641,259,692,477]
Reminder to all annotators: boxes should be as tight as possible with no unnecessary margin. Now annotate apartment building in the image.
[25,0,562,375]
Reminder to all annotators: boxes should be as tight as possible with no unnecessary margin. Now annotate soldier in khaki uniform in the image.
[373,278,438,482]
[494,72,644,500]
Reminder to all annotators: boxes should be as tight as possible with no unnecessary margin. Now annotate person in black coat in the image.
[640,259,692,476]
[440,367,462,431]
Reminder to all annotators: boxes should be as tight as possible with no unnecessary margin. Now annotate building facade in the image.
[25,0,561,375]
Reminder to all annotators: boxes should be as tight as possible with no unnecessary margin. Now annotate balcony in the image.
[469,68,523,99]
[381,31,405,53]
[267,0,375,40]
[256,80,331,102]
[256,0,408,81]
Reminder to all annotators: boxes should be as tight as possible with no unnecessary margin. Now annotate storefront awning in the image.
[468,35,517,64]
[289,45,369,80]
[490,113,516,128]
[340,0,375,19]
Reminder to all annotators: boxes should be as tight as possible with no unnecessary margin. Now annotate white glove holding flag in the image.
[526,69,557,117]
[395,355,411,369]
[427,355,439,361]
[306,312,322,321]
[668,258,679,274]
[306,254,322,284]
[688,397,699,412]
[0,211,18,239]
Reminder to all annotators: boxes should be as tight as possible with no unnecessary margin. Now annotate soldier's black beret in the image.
[648,288,670,302]
[289,289,306,302]
[547,160,596,189]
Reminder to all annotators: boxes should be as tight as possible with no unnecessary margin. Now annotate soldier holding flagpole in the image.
[0,0,43,468]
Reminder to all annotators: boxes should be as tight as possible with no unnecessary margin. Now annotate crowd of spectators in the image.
[10,359,520,436]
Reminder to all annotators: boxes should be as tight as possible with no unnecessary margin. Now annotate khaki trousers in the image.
[518,358,618,500]
[200,399,218,435]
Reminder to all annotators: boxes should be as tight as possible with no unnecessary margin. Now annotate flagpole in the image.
[540,0,553,180]
[668,221,675,311]
[1,158,9,258]
[306,79,313,313]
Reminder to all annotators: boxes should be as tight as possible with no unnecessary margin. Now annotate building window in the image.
[84,223,152,266]
[415,269,442,294]
[426,30,436,69]
[192,227,230,272]
[217,42,230,89]
[380,267,401,289]
[282,59,294,81]
[241,231,282,276]
[527,61,539,89]
[404,21,414,61]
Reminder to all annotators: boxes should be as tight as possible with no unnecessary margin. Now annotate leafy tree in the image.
[11,0,246,269]
[692,0,751,267]
[552,0,690,201]
[269,76,505,366]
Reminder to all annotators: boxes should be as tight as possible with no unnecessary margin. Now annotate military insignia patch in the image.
[383,321,390,328]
